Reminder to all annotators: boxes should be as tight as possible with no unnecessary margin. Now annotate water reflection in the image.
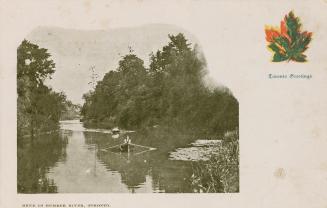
[17,131,68,193]
[99,152,149,190]
[18,120,213,193]
[84,128,195,193]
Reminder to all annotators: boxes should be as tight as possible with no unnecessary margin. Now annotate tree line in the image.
[81,33,238,135]
[17,40,76,138]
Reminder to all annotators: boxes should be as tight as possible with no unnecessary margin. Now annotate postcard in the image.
[1,0,327,207]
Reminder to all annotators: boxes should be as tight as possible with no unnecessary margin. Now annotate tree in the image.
[17,40,65,137]
[17,40,55,93]
[81,33,238,134]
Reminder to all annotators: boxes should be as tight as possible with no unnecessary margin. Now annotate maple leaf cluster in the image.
[265,11,312,62]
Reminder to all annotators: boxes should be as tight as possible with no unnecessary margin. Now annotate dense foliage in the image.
[191,130,239,193]
[17,40,68,137]
[81,34,238,134]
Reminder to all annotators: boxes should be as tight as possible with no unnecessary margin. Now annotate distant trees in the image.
[60,101,81,121]
[17,40,67,137]
[81,33,238,134]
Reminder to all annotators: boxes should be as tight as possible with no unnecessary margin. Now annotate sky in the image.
[26,24,198,105]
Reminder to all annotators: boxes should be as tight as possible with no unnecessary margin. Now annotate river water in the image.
[17,120,220,193]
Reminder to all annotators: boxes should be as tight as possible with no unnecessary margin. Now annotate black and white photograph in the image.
[17,25,239,193]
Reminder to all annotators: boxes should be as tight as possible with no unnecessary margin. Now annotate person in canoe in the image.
[120,135,131,152]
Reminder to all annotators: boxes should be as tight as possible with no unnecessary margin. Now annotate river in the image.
[17,120,221,193]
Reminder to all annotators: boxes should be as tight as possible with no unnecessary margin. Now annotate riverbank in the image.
[82,118,229,141]
[190,130,239,193]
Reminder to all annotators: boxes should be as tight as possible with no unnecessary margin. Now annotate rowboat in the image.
[104,142,156,154]
[119,143,133,152]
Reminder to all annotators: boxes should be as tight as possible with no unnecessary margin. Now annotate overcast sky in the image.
[25,24,197,105]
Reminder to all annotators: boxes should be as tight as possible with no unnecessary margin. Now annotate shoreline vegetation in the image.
[191,130,239,193]
[17,33,239,192]
[17,40,80,138]
[81,33,238,135]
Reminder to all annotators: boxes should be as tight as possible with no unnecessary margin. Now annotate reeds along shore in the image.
[190,130,239,193]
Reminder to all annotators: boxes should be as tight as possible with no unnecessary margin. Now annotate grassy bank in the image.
[190,129,239,193]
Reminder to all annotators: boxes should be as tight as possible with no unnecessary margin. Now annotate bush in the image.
[191,130,239,193]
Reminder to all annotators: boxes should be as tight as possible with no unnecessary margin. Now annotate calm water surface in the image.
[18,120,212,193]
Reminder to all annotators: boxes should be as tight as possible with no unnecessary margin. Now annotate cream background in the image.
[1,0,327,207]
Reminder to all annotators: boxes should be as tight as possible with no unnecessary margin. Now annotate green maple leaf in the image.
[285,11,302,42]
[266,11,312,63]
